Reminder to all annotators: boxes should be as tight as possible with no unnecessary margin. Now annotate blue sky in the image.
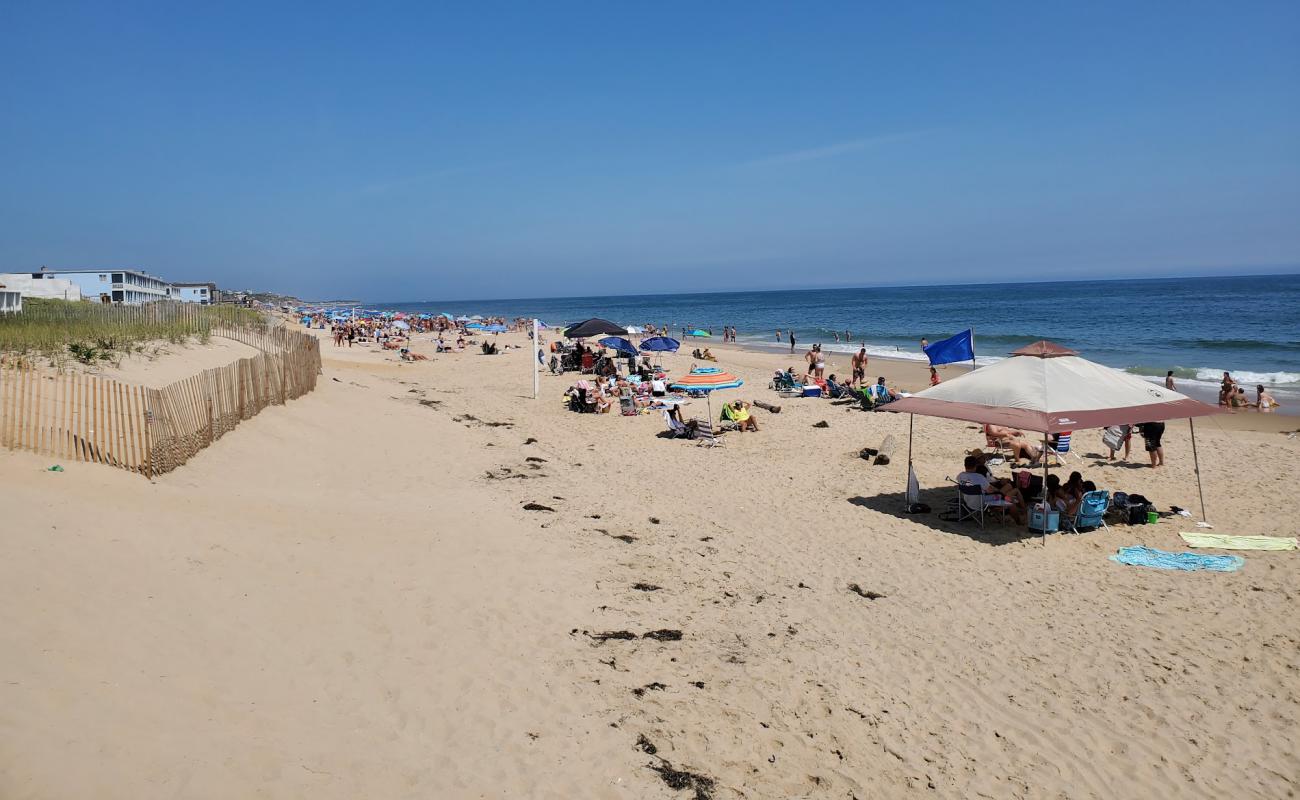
[1,1,1297,300]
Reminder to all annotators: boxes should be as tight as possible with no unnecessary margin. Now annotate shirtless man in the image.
[850,347,867,386]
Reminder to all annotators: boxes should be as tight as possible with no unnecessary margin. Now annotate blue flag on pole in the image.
[924,329,975,365]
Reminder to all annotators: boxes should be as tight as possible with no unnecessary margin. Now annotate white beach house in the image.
[171,282,220,304]
[28,268,171,304]
[0,272,85,302]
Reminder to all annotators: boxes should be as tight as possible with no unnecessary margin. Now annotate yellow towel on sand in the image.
[1179,532,1298,551]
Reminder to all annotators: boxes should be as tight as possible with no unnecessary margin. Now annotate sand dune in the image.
[2,330,1297,798]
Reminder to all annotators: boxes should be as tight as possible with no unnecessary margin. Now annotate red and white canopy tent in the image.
[883,341,1224,522]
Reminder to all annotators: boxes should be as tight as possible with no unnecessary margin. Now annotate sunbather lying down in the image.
[983,423,1041,461]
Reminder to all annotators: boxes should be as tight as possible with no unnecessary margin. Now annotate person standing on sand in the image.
[1165,370,1176,390]
[1138,421,1165,467]
[851,347,867,386]
[789,330,796,354]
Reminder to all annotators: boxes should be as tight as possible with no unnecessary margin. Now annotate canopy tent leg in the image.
[1041,432,1049,546]
[1190,417,1207,522]
[905,413,914,508]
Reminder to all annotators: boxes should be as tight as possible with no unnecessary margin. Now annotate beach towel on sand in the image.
[1179,532,1297,551]
[1110,546,1244,572]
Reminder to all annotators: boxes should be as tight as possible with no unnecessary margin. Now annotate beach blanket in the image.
[1110,546,1244,572]
[1178,532,1298,551]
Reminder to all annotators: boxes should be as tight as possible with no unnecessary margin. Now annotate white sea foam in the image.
[1194,368,1300,385]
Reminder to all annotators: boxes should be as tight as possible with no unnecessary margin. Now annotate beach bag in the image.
[1102,425,1129,451]
[1127,504,1154,525]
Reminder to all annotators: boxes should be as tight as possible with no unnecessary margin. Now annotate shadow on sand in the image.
[849,488,1046,547]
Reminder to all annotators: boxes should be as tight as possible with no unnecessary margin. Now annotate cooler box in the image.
[1029,506,1060,534]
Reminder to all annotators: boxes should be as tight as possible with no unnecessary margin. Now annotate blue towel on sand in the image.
[1110,546,1244,572]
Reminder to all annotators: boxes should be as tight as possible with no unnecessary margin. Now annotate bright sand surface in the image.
[2,327,1298,799]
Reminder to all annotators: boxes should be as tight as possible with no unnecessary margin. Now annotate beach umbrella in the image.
[687,329,711,337]
[564,318,628,339]
[470,315,484,320]
[456,315,473,322]
[598,336,638,356]
[639,336,680,353]
[465,322,485,330]
[440,312,454,320]
[484,323,508,333]
[883,340,1224,528]
[670,366,743,427]
[392,319,410,330]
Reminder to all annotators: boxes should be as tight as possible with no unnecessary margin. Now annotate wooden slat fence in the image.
[0,326,321,477]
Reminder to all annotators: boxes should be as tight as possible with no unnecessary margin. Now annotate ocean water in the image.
[378,274,1300,404]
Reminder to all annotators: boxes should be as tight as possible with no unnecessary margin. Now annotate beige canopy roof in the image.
[886,341,1222,433]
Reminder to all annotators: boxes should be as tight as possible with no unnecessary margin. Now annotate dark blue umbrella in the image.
[639,336,680,353]
[598,336,638,356]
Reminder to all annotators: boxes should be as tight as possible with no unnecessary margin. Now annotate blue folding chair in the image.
[1065,490,1110,532]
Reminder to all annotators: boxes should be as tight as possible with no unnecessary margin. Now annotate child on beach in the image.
[929,366,940,386]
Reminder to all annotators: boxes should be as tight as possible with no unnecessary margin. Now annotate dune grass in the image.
[0,298,266,366]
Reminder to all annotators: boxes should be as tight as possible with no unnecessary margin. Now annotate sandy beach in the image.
[3,328,1298,799]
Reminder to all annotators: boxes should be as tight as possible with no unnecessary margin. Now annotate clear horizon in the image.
[3,3,1297,299]
[360,268,1299,307]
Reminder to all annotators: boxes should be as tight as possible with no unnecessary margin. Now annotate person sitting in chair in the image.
[866,377,898,406]
[723,400,759,432]
[957,455,1026,524]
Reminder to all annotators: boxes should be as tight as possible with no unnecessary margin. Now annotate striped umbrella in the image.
[670,367,743,424]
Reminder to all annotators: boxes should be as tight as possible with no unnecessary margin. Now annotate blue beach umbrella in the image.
[598,336,639,356]
[484,324,508,333]
[639,336,680,353]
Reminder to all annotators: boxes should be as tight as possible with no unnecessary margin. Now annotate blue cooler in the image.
[1029,505,1060,533]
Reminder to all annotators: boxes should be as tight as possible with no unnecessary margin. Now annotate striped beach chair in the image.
[1049,431,1078,463]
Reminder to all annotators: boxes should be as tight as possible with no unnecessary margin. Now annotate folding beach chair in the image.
[769,371,803,396]
[1064,490,1110,533]
[1048,431,1079,463]
[662,409,690,438]
[955,481,1011,529]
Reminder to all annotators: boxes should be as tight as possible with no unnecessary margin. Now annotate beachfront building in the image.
[171,281,220,304]
[0,289,20,313]
[28,268,170,304]
[0,272,85,301]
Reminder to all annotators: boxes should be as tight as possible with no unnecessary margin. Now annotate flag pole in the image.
[532,318,540,399]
